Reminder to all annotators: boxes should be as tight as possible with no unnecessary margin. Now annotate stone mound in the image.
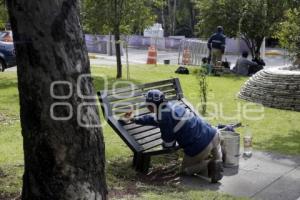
[239,68,300,111]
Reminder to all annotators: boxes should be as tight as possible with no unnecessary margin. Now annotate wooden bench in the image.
[98,78,197,173]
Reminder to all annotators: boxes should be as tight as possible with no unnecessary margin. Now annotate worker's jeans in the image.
[181,131,222,175]
[211,49,223,66]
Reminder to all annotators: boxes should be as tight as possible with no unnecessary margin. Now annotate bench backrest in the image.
[98,78,184,154]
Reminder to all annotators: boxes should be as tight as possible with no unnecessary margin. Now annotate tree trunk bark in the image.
[242,36,255,59]
[7,0,107,199]
[172,0,177,36]
[115,27,122,79]
[161,4,165,36]
[190,2,196,37]
[255,37,264,53]
[167,0,172,36]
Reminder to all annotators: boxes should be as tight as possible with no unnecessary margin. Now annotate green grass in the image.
[91,64,300,155]
[0,64,299,199]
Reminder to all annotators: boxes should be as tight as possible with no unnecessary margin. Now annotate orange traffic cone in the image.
[147,46,157,65]
[182,48,191,65]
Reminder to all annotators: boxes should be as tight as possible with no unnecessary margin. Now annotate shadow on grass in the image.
[106,153,184,199]
[255,129,300,155]
[0,164,23,200]
[106,151,226,199]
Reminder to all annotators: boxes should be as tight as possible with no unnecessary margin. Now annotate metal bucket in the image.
[164,59,170,65]
[220,131,240,168]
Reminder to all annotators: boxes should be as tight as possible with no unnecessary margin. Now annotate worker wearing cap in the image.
[207,26,226,66]
[125,89,223,183]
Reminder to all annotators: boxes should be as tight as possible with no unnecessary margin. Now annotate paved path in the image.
[180,151,300,200]
[89,48,291,67]
[3,48,291,72]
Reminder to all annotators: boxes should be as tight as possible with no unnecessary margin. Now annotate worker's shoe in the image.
[207,160,223,183]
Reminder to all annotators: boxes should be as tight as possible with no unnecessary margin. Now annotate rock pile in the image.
[239,68,300,111]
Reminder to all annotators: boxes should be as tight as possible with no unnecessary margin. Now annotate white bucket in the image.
[220,131,240,168]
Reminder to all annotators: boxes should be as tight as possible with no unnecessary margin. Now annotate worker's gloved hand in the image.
[119,111,134,124]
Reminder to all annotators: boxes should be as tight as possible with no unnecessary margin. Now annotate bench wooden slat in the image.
[123,123,144,131]
[111,93,178,116]
[142,84,176,94]
[128,126,158,135]
[137,133,162,145]
[142,139,163,151]
[108,117,142,153]
[111,104,148,116]
[110,88,177,108]
[111,99,146,110]
[133,129,161,140]
[106,79,175,96]
[108,84,176,103]
[142,79,175,89]
[108,90,144,103]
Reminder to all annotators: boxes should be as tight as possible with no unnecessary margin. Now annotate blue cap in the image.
[145,89,165,104]
[217,26,223,32]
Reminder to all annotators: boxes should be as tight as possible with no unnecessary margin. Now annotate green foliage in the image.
[1,67,300,198]
[82,0,156,35]
[175,0,196,36]
[194,0,292,57]
[0,2,8,30]
[152,0,197,37]
[82,0,158,78]
[276,9,300,60]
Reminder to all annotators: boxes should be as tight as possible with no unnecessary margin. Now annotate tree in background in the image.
[7,0,107,199]
[83,0,156,79]
[0,0,8,30]
[276,8,300,65]
[194,0,293,58]
[153,0,197,37]
[175,0,197,37]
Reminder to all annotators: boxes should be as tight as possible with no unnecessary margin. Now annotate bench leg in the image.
[133,153,151,173]
[133,152,138,167]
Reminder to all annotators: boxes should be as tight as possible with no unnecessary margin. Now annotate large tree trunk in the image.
[7,0,107,199]
[115,27,122,79]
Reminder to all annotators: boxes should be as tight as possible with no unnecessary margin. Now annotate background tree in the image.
[0,0,8,30]
[153,0,197,37]
[83,0,156,79]
[276,8,300,65]
[7,0,107,199]
[174,0,197,37]
[194,0,293,58]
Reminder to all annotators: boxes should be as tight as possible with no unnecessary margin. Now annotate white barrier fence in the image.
[178,39,209,66]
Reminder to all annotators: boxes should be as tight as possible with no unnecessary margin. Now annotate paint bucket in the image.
[164,59,170,65]
[220,131,240,168]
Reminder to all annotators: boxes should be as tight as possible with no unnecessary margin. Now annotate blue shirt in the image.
[207,32,226,51]
[134,102,217,157]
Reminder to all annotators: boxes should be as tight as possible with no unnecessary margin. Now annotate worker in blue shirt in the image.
[207,26,226,66]
[124,89,223,183]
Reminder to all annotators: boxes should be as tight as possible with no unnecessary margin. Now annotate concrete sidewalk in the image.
[4,48,291,72]
[89,48,291,67]
[180,151,300,200]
